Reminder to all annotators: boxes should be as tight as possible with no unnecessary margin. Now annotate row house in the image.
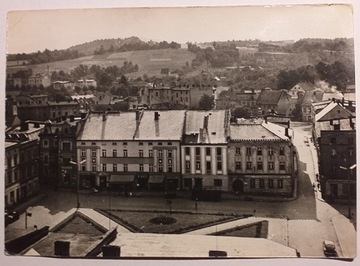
[5,122,43,208]
[17,100,80,122]
[228,118,295,196]
[139,83,214,109]
[181,110,230,191]
[76,110,185,192]
[39,115,85,189]
[314,101,356,201]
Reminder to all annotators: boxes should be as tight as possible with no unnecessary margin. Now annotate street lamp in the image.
[339,163,356,219]
[70,159,86,209]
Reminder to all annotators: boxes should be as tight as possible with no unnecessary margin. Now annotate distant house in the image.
[288,82,317,99]
[52,81,75,91]
[298,89,324,122]
[76,79,97,88]
[28,73,51,88]
[256,88,291,116]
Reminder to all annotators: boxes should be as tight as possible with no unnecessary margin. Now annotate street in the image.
[5,123,356,258]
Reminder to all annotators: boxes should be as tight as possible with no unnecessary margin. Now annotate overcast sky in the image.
[6,4,354,54]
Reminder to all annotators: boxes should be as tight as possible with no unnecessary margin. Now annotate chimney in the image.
[332,98,336,103]
[34,122,40,128]
[70,115,75,122]
[264,116,267,124]
[349,117,355,130]
[203,115,209,130]
[342,97,345,105]
[80,112,87,119]
[135,110,140,121]
[54,241,70,257]
[102,112,107,121]
[349,101,353,108]
[102,245,121,258]
[20,122,29,131]
[154,111,160,121]
[287,120,290,128]
[285,127,289,138]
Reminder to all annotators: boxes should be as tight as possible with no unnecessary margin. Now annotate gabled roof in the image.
[134,110,186,141]
[315,101,353,122]
[230,120,290,141]
[292,82,316,91]
[300,90,324,106]
[184,110,229,144]
[257,89,288,105]
[79,112,137,141]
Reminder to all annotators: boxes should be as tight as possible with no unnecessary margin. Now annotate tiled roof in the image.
[315,102,353,122]
[79,112,137,141]
[300,90,324,106]
[134,110,186,141]
[230,120,289,141]
[295,82,316,91]
[315,118,356,138]
[5,141,17,149]
[184,110,228,144]
[257,89,284,105]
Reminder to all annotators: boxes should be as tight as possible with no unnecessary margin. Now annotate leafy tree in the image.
[198,94,214,110]
[232,106,251,118]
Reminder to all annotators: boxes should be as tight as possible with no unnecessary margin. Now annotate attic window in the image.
[211,132,216,135]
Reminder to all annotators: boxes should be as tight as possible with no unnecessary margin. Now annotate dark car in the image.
[323,240,338,257]
[5,210,20,227]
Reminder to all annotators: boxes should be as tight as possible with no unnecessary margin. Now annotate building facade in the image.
[228,119,295,196]
[28,73,51,87]
[76,110,185,193]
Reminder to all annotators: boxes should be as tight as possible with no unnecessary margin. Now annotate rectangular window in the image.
[91,149,97,157]
[214,179,222,187]
[149,164,154,172]
[81,149,86,157]
[235,161,241,170]
[158,150,163,158]
[62,142,71,151]
[185,161,191,173]
[257,161,263,170]
[43,139,49,148]
[268,162,274,170]
[280,162,286,171]
[250,179,256,188]
[217,147,222,156]
[81,142,86,145]
[139,150,144,157]
[112,142,117,146]
[123,150,128,157]
[278,179,283,189]
[279,147,285,156]
[139,164,144,172]
[246,162,252,170]
[246,147,252,156]
[123,142,128,146]
[92,164,97,171]
[257,147,262,155]
[124,164,128,172]
[167,142,172,145]
[91,142,96,145]
[139,142,143,146]
[185,147,190,155]
[168,150,173,158]
[196,161,201,170]
[195,147,200,156]
[235,147,241,155]
[149,150,153,157]
[113,164,117,172]
[102,164,107,171]
[217,161,222,171]
[206,161,211,173]
[268,148,274,155]
[112,149,117,157]
[259,179,265,188]
[158,142,162,146]
[158,164,163,172]
[102,149,107,157]
[206,147,211,156]
[148,142,153,146]
[82,164,86,171]
[269,179,274,188]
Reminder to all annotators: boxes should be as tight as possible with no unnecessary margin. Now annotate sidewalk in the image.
[332,213,357,258]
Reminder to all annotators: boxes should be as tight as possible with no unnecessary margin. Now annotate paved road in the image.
[6,122,356,259]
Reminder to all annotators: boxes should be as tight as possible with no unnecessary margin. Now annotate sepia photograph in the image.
[1,0,358,265]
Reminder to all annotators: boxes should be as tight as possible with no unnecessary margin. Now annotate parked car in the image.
[5,210,20,227]
[323,240,338,257]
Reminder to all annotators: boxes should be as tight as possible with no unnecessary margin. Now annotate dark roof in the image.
[295,82,316,91]
[257,89,285,105]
